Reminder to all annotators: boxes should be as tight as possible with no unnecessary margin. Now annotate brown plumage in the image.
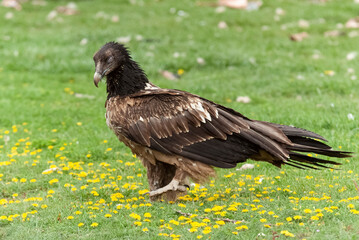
[93,42,352,201]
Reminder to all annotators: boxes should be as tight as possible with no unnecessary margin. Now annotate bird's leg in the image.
[149,169,188,198]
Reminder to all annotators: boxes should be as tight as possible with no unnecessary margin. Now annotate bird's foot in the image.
[149,179,187,197]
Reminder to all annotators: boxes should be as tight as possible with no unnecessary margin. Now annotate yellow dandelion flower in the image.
[48,178,59,185]
[129,213,141,220]
[67,216,74,220]
[142,227,149,232]
[304,209,312,214]
[286,217,293,222]
[144,212,151,218]
[105,214,112,218]
[91,222,99,227]
[216,220,225,225]
[260,218,267,223]
[197,235,203,239]
[311,216,319,220]
[78,222,84,227]
[134,221,142,226]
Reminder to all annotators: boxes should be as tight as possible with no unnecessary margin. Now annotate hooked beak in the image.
[93,71,103,88]
[93,66,109,88]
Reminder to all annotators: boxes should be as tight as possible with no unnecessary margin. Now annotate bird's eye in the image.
[107,56,114,63]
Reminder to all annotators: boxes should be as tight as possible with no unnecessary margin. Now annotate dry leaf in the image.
[74,93,95,99]
[348,30,359,38]
[290,32,309,41]
[347,113,354,120]
[346,52,357,61]
[55,2,78,15]
[197,57,205,65]
[275,8,285,16]
[345,17,359,28]
[5,11,13,19]
[160,70,180,81]
[298,19,310,28]
[1,0,21,10]
[218,21,228,29]
[111,15,119,22]
[236,163,255,171]
[236,96,251,103]
[80,38,88,45]
[218,0,247,9]
[116,36,131,44]
[324,30,345,37]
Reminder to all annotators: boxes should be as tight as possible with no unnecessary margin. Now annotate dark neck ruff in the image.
[106,60,149,99]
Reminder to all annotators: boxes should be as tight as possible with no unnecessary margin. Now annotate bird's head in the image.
[93,42,131,87]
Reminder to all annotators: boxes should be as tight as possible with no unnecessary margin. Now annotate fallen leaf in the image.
[218,21,228,29]
[116,36,131,44]
[290,32,309,41]
[348,30,359,38]
[236,163,255,171]
[218,0,247,9]
[346,52,357,61]
[160,70,180,81]
[345,17,359,29]
[56,2,78,15]
[347,113,354,120]
[80,38,88,45]
[298,19,310,28]
[197,57,205,65]
[236,96,251,103]
[1,0,21,10]
[275,8,285,16]
[74,93,95,99]
[324,30,345,37]
[47,10,57,21]
[5,11,13,19]
[111,15,119,22]
[215,6,226,13]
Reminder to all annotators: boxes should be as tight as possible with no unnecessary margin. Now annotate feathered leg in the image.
[142,159,188,201]
[148,168,189,199]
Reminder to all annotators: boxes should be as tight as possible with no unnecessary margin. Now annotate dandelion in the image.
[142,227,149,232]
[67,216,74,220]
[91,222,99,227]
[134,221,142,226]
[78,222,84,227]
[144,212,151,218]
[129,212,141,220]
[49,178,59,185]
[104,214,112,218]
[304,209,312,214]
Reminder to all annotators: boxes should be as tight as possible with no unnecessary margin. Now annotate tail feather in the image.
[266,122,327,141]
[258,121,353,169]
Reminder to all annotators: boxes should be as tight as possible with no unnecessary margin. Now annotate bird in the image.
[93,42,351,201]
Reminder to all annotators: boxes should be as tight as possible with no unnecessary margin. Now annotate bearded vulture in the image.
[93,42,351,201]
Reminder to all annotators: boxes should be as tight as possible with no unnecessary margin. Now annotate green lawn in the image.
[0,0,358,239]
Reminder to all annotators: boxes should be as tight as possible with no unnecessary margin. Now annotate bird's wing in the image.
[106,89,292,168]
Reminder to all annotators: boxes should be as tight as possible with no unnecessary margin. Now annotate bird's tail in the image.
[269,123,352,169]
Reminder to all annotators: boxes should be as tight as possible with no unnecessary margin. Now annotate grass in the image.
[0,0,358,239]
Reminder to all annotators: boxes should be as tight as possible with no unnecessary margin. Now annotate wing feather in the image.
[106,89,345,170]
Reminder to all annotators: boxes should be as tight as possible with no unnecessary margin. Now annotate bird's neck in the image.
[106,60,149,98]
